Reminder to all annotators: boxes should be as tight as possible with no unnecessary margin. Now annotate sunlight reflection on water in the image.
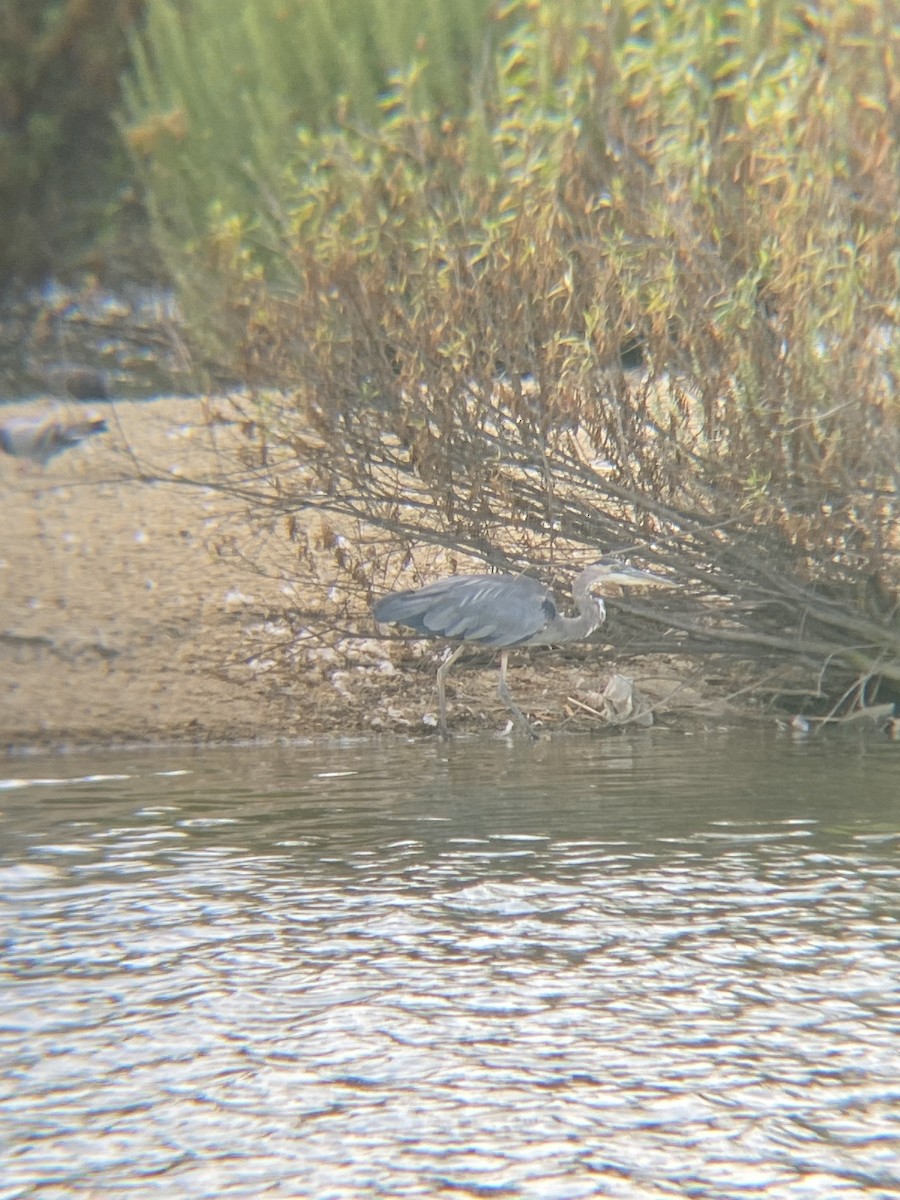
[1,732,898,1198]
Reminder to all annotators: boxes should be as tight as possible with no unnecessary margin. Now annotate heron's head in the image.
[582,556,673,590]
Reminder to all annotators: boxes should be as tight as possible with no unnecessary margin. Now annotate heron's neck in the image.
[570,588,606,638]
[528,589,605,646]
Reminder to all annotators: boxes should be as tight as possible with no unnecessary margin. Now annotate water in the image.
[1,732,898,1198]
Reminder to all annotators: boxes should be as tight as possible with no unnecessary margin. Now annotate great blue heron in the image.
[373,557,673,737]
[0,413,108,467]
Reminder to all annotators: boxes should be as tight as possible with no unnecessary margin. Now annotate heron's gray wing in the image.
[374,574,556,647]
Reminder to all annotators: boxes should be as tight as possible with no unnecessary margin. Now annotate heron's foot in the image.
[423,710,451,737]
[497,681,539,739]
[496,696,540,739]
[494,718,539,740]
[503,711,540,740]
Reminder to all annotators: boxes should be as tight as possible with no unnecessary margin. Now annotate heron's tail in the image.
[373,589,436,634]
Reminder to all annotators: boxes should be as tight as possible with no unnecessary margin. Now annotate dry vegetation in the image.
[113,0,900,732]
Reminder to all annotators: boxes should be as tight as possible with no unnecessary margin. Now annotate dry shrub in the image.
[168,4,900,713]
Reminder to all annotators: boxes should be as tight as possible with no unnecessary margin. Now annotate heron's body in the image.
[0,413,108,467]
[374,573,600,649]
[374,558,671,737]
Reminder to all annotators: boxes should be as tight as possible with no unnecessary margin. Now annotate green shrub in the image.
[121,0,506,268]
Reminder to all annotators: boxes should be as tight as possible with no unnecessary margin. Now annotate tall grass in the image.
[122,0,504,261]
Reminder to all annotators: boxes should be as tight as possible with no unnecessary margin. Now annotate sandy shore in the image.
[1,397,313,751]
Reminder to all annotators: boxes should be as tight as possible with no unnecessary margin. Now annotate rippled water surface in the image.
[2,732,898,1198]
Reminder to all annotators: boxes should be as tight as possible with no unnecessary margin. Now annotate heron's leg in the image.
[436,643,467,738]
[497,650,538,739]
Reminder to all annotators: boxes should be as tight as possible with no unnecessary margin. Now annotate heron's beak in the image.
[602,565,671,588]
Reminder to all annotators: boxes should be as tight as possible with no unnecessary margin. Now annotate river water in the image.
[1,731,898,1198]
